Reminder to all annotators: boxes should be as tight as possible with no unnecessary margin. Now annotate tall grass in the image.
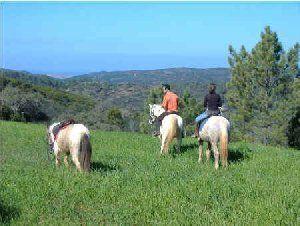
[1,120,299,224]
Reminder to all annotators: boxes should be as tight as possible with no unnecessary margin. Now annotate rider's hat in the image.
[162,83,170,90]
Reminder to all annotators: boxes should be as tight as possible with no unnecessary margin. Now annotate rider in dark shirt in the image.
[195,83,222,137]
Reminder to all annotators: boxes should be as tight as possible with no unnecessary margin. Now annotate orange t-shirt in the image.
[162,91,179,112]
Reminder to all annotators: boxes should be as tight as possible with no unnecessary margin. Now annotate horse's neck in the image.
[50,122,59,132]
[156,106,165,115]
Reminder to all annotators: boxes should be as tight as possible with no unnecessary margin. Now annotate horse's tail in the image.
[220,126,229,167]
[80,134,92,172]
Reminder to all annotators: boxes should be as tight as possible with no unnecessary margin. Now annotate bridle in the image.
[149,108,156,124]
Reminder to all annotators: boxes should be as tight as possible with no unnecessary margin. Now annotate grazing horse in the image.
[197,115,230,169]
[149,104,183,154]
[47,122,92,172]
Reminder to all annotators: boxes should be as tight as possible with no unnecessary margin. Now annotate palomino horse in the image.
[149,104,183,154]
[47,122,92,172]
[197,114,230,169]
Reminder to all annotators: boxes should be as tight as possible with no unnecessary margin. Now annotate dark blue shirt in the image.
[204,93,222,111]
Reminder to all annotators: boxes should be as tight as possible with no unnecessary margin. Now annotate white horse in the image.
[197,112,230,169]
[47,122,92,172]
[149,104,183,154]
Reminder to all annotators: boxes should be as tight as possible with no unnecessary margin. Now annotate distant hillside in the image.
[1,67,229,131]
[1,67,231,87]
[0,68,64,88]
[0,74,95,121]
[66,67,231,85]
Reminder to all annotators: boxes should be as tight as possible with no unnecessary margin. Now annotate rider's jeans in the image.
[195,112,208,123]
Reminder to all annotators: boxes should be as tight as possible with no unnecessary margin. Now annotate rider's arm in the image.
[217,94,222,107]
[162,95,168,111]
[204,95,208,108]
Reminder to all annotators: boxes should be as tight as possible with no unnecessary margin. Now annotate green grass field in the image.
[1,120,299,224]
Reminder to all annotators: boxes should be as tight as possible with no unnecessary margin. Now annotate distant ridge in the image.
[1,67,231,86]
[66,67,231,85]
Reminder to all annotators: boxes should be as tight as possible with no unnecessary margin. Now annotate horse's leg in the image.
[64,154,69,168]
[206,142,211,163]
[72,154,82,172]
[71,147,82,172]
[159,126,165,154]
[160,126,170,154]
[212,142,219,170]
[198,139,203,163]
[161,134,171,154]
[54,148,61,167]
[162,139,170,154]
[176,135,182,153]
[160,136,165,154]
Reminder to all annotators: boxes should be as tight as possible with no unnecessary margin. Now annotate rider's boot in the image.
[194,123,199,138]
[153,131,160,137]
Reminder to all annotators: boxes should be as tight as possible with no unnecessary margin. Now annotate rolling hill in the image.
[66,67,230,85]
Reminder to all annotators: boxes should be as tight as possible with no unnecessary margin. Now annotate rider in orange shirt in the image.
[161,84,179,114]
[154,84,179,136]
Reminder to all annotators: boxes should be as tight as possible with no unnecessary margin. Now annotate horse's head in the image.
[46,122,59,151]
[149,104,165,124]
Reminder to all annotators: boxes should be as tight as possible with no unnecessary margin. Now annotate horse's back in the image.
[161,114,183,138]
[163,114,183,128]
[57,124,90,146]
[208,116,230,130]
[199,116,230,141]
[70,124,90,135]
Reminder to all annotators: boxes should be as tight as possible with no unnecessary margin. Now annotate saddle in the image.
[52,119,76,141]
[157,111,179,122]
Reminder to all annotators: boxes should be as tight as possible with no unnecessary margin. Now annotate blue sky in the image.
[1,2,300,76]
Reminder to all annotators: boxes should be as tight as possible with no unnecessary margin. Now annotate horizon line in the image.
[1,66,230,78]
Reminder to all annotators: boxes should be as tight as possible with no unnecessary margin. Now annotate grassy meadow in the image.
[1,120,299,224]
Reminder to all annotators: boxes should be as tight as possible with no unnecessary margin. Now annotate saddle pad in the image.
[53,119,76,140]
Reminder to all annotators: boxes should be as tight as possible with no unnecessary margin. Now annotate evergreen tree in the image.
[181,89,203,135]
[287,76,300,148]
[226,26,299,145]
[107,108,124,129]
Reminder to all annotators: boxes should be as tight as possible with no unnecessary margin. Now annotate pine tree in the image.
[287,75,300,148]
[226,26,299,145]
[107,108,124,129]
[227,45,254,140]
[181,89,203,135]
